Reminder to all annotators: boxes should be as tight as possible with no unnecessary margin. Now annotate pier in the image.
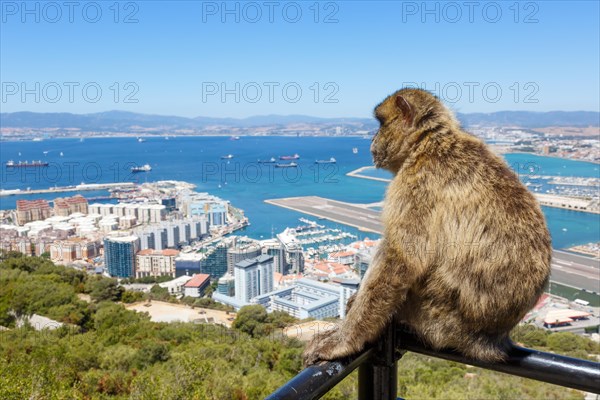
[265,196,600,293]
[0,182,136,197]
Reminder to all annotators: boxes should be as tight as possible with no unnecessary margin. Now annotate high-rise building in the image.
[174,241,229,279]
[261,239,288,274]
[227,241,262,274]
[200,242,229,278]
[234,255,274,303]
[165,224,180,248]
[104,235,140,278]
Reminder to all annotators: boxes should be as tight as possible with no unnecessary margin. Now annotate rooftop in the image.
[183,273,210,288]
[235,254,274,268]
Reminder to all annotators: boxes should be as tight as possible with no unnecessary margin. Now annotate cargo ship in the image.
[279,154,300,160]
[5,160,49,168]
[315,157,336,164]
[275,162,298,168]
[131,164,152,172]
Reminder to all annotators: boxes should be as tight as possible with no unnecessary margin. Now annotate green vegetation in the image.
[0,253,596,399]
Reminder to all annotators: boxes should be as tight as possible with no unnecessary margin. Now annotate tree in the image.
[232,305,269,337]
[86,277,123,302]
[121,291,144,304]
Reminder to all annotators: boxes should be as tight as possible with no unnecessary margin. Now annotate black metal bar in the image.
[265,348,374,400]
[268,326,600,399]
[359,321,402,400]
[397,332,600,394]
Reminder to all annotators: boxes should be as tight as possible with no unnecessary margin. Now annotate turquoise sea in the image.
[1,137,598,249]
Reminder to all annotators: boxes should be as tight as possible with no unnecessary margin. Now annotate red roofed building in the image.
[54,195,89,216]
[16,199,51,225]
[183,273,211,298]
[311,261,356,280]
[328,250,356,265]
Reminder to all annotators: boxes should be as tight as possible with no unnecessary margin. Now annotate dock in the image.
[265,196,600,293]
[0,182,137,197]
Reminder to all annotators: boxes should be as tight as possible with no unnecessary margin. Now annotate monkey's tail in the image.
[461,334,513,363]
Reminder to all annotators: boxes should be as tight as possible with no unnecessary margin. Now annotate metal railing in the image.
[267,323,600,400]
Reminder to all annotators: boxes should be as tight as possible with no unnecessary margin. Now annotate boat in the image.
[275,162,298,168]
[230,136,240,141]
[315,157,336,164]
[131,164,152,172]
[221,154,234,159]
[352,147,358,154]
[6,160,49,168]
[258,157,277,163]
[43,151,49,155]
[280,154,300,160]
[60,152,64,157]
[138,138,146,143]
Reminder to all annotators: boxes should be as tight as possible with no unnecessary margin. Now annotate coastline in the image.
[347,166,600,214]
[503,151,600,166]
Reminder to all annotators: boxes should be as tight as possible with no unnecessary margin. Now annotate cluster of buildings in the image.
[0,182,249,278]
[209,236,379,319]
[2,180,382,321]
[473,126,600,163]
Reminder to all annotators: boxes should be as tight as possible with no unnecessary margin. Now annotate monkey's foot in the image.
[302,327,363,367]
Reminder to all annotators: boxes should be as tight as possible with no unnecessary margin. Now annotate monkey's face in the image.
[371,90,416,171]
[371,88,444,172]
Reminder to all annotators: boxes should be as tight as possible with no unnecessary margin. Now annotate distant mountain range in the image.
[1,110,598,131]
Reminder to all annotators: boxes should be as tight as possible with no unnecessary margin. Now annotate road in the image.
[266,196,600,293]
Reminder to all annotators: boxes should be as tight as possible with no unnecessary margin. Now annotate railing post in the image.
[358,320,403,400]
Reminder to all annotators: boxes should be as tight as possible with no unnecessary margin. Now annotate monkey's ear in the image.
[395,95,414,125]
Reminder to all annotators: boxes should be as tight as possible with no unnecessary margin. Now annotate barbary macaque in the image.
[303,88,551,365]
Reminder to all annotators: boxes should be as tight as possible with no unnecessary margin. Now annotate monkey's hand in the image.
[302,324,363,367]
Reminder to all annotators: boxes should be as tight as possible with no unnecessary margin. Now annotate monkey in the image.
[303,88,552,366]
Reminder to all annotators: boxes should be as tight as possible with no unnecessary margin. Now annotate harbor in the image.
[0,182,137,197]
[266,195,600,294]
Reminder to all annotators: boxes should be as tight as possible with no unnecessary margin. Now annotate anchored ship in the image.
[315,157,336,164]
[258,157,277,163]
[279,154,300,160]
[221,154,234,159]
[131,164,152,172]
[6,160,49,168]
[275,162,298,168]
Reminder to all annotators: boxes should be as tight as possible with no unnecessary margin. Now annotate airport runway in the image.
[266,196,600,293]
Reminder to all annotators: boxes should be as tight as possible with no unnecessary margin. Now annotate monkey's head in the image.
[371,88,456,172]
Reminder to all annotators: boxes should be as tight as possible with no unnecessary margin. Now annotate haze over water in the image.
[1,137,598,249]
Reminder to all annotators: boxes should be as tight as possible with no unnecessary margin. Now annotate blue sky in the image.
[1,1,599,118]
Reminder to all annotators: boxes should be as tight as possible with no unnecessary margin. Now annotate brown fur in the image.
[303,88,552,366]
